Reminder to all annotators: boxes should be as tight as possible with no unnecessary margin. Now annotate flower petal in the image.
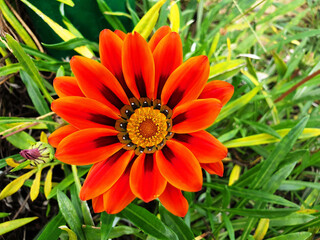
[173,131,227,163]
[55,128,122,165]
[70,56,129,114]
[172,99,222,133]
[48,125,78,148]
[148,26,171,52]
[161,56,210,109]
[201,161,224,177]
[155,140,202,192]
[153,32,183,99]
[130,153,167,202]
[52,96,119,129]
[158,183,188,217]
[122,32,155,99]
[114,29,126,40]
[53,76,84,97]
[99,29,133,98]
[80,150,134,200]
[102,164,136,214]
[199,80,234,106]
[92,194,104,213]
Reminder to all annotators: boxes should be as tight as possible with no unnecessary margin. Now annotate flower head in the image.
[49,26,234,217]
[20,142,54,166]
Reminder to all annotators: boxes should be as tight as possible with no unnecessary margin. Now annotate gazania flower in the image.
[49,26,234,217]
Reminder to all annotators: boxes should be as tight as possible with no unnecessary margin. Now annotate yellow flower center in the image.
[116,98,173,155]
[127,107,167,148]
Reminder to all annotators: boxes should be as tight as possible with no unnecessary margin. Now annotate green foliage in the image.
[1,0,319,239]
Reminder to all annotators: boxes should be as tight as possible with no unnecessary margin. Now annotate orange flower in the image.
[49,26,234,217]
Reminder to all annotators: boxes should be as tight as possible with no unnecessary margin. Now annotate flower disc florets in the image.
[116,98,173,155]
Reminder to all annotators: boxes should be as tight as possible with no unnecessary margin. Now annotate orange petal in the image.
[158,183,188,217]
[201,161,224,177]
[80,150,134,200]
[48,125,78,148]
[199,80,234,106]
[52,97,119,130]
[99,29,133,98]
[102,163,136,214]
[55,128,122,165]
[148,26,172,52]
[53,76,84,97]
[92,194,105,213]
[155,140,202,192]
[130,154,167,202]
[122,32,155,99]
[114,29,126,40]
[153,32,183,99]
[173,131,227,163]
[70,56,129,114]
[161,56,210,109]
[172,99,222,133]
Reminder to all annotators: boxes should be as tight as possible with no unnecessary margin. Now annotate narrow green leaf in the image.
[101,212,115,240]
[0,212,10,218]
[265,232,312,240]
[0,217,38,235]
[0,63,22,77]
[96,0,126,32]
[215,86,260,123]
[42,38,98,52]
[209,59,246,80]
[57,190,85,240]
[0,0,37,49]
[121,204,178,240]
[204,182,299,208]
[279,180,320,191]
[241,119,281,139]
[159,206,194,240]
[59,226,77,240]
[222,213,235,240]
[10,160,31,172]
[47,167,89,199]
[250,116,309,190]
[269,213,315,227]
[208,207,298,218]
[5,34,52,103]
[35,212,65,240]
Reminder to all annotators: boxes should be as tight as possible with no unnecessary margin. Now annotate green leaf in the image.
[42,38,98,52]
[215,86,260,123]
[0,212,10,218]
[223,128,319,148]
[0,217,38,235]
[250,116,309,190]
[279,180,320,191]
[0,0,37,49]
[222,212,235,240]
[96,0,126,32]
[5,34,52,103]
[159,206,194,240]
[20,70,53,132]
[57,190,85,240]
[204,182,299,208]
[209,59,246,80]
[10,160,31,172]
[241,119,281,139]
[265,232,312,240]
[269,213,315,227]
[47,167,89,199]
[59,226,78,240]
[272,51,287,78]
[0,63,22,77]
[121,204,178,240]
[101,212,115,240]
[133,0,167,39]
[35,212,65,240]
[208,207,298,218]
